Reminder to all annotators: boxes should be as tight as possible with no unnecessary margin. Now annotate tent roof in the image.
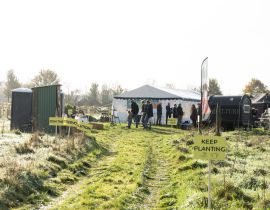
[114,85,200,101]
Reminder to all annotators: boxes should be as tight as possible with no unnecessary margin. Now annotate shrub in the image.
[15,143,35,154]
[191,161,208,169]
[186,139,194,145]
[215,182,253,203]
[254,168,267,176]
[214,160,231,167]
[178,155,187,161]
[239,177,262,190]
[178,147,189,153]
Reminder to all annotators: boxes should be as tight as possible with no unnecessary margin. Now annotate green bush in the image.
[239,177,262,190]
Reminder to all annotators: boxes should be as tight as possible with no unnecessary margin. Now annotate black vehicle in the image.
[208,95,252,130]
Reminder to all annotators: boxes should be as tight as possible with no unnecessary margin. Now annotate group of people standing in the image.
[127,99,153,129]
[127,100,199,129]
[165,103,184,128]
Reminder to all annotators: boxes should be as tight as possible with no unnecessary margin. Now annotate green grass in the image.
[0,131,105,210]
[53,126,197,209]
[1,125,270,209]
[53,126,152,210]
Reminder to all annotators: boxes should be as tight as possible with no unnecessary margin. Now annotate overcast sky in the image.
[0,0,270,94]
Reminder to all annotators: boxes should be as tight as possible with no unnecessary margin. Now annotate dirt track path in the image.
[39,127,179,210]
[137,138,171,210]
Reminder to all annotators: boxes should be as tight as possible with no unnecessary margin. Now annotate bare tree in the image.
[87,83,100,106]
[111,84,125,96]
[4,70,21,102]
[31,69,60,87]
[100,84,111,106]
[65,89,81,106]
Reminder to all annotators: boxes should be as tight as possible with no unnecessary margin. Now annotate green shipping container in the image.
[32,85,62,133]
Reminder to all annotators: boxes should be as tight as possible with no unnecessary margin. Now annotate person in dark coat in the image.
[166,103,172,125]
[190,104,198,127]
[144,100,153,129]
[172,104,178,118]
[131,100,139,128]
[156,103,162,125]
[177,103,184,128]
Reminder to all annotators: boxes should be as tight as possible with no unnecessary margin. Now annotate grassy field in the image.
[0,124,269,209]
[0,129,107,210]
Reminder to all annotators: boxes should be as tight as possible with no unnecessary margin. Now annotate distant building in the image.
[112,85,200,124]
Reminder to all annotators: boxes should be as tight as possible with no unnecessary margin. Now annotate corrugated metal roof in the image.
[114,85,200,101]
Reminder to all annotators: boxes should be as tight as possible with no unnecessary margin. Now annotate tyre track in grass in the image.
[39,146,117,210]
[40,127,181,210]
[45,128,152,210]
[128,127,181,210]
[136,136,171,209]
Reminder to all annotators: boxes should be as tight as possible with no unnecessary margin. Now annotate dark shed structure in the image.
[32,85,62,133]
[208,95,252,129]
[11,88,32,132]
[251,93,270,121]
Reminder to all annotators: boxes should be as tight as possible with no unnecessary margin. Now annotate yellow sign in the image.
[63,118,78,127]
[192,136,227,160]
[49,117,93,134]
[49,117,64,126]
[77,122,92,133]
[167,118,177,125]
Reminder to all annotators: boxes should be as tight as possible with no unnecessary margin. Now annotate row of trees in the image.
[3,69,125,106]
[65,84,125,107]
[3,69,269,105]
[3,69,60,102]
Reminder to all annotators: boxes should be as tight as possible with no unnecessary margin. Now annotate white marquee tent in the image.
[112,85,201,125]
